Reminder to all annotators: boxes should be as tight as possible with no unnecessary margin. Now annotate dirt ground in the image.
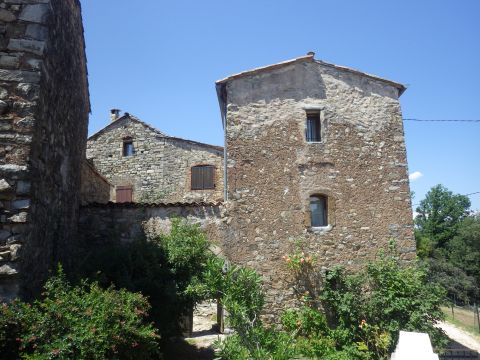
[438,321,480,353]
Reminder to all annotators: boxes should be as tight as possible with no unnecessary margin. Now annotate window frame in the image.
[122,139,134,157]
[191,165,215,190]
[310,194,328,228]
[306,112,321,143]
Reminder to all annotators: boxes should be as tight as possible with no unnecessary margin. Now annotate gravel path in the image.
[438,321,480,352]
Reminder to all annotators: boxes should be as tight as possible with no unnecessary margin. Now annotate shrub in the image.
[216,242,448,360]
[79,218,216,336]
[286,242,449,357]
[0,267,160,359]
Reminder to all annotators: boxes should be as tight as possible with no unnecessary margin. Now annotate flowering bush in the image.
[0,267,160,359]
[281,242,448,358]
[282,250,314,273]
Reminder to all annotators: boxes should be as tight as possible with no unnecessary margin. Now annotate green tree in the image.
[448,215,480,301]
[415,184,471,256]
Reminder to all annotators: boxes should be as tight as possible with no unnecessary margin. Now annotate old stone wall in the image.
[219,58,415,319]
[0,0,89,300]
[80,160,112,205]
[79,202,224,246]
[86,115,224,204]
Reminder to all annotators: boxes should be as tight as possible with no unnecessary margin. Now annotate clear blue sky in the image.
[80,0,479,211]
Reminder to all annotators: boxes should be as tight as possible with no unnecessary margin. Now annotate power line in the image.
[412,191,480,207]
[403,118,480,123]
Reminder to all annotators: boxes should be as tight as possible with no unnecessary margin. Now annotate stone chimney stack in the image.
[110,109,121,122]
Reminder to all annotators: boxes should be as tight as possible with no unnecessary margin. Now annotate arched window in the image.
[310,195,328,227]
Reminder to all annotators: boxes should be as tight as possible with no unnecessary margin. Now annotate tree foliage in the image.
[414,185,479,303]
[415,184,470,255]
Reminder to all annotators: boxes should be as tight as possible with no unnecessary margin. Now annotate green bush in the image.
[79,218,216,337]
[215,243,448,360]
[0,267,160,359]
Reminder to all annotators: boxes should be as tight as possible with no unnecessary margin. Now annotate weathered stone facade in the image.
[79,202,223,246]
[0,0,89,300]
[86,114,224,204]
[80,160,112,205]
[216,54,415,318]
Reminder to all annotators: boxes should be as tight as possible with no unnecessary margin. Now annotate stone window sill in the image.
[311,224,332,234]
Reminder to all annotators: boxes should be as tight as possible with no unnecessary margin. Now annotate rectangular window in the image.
[191,165,215,190]
[310,195,328,227]
[116,186,133,203]
[306,113,321,142]
[123,141,134,156]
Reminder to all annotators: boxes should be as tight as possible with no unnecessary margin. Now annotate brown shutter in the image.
[191,166,215,190]
[191,167,202,190]
[116,186,132,203]
[204,166,215,189]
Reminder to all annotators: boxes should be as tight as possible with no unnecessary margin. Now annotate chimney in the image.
[110,108,121,122]
[307,51,315,57]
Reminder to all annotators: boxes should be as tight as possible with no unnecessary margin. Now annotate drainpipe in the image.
[222,110,228,202]
[216,83,228,202]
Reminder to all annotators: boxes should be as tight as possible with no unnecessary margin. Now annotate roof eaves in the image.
[81,201,223,208]
[162,136,224,152]
[87,114,168,141]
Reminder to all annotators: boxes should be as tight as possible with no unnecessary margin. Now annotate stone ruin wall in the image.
[87,116,224,204]
[221,60,415,319]
[0,0,89,300]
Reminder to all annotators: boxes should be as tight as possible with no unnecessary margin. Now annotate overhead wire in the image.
[403,118,480,122]
[412,192,480,207]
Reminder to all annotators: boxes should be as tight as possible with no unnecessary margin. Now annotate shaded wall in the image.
[79,202,224,245]
[0,0,89,301]
[80,160,112,205]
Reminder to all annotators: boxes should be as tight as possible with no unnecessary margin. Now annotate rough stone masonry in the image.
[86,114,224,204]
[0,0,89,301]
[216,54,415,319]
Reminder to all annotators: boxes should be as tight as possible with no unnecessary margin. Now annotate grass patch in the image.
[442,306,480,339]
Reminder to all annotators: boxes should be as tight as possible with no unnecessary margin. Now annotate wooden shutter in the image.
[191,166,203,190]
[191,165,215,190]
[116,186,132,203]
[203,166,215,189]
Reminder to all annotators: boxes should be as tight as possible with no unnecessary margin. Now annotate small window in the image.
[306,112,321,142]
[116,186,133,203]
[123,141,134,156]
[191,165,215,190]
[310,195,328,227]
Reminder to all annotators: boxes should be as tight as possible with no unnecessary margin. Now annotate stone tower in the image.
[0,0,89,301]
[216,54,415,318]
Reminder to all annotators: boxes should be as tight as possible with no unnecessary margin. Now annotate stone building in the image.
[216,53,415,317]
[86,112,224,204]
[0,0,89,300]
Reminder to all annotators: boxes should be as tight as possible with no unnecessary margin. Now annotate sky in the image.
[80,0,480,211]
